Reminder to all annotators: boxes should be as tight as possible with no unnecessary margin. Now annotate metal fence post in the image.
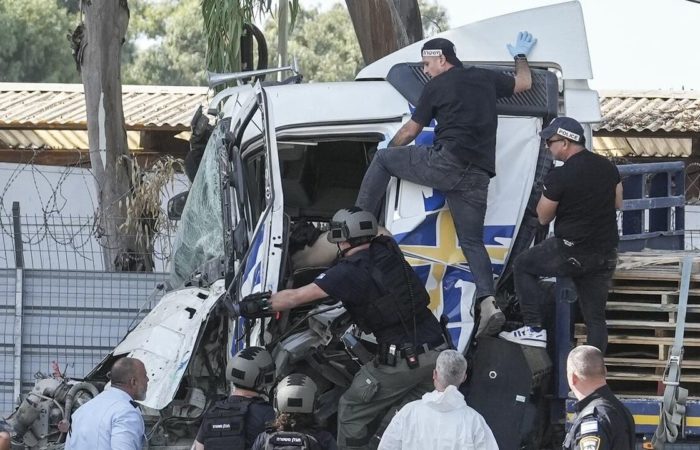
[12,202,24,406]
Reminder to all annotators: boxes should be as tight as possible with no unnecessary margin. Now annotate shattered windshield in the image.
[169,127,224,287]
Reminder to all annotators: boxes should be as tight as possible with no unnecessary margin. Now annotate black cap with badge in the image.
[540,116,586,145]
[421,38,463,68]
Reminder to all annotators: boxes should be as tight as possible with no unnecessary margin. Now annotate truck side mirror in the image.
[167,191,189,221]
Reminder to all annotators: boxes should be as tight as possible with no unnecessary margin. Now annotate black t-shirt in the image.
[195,395,276,448]
[566,385,636,450]
[313,245,443,346]
[542,150,620,252]
[411,66,515,176]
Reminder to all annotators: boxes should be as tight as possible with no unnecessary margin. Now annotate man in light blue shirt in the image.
[66,357,149,450]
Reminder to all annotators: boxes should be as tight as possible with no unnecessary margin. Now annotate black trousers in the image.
[514,237,617,353]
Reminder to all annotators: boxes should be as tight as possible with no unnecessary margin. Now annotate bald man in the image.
[564,346,635,450]
[66,357,149,450]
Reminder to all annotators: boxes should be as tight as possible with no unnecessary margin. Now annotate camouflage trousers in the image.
[336,346,443,450]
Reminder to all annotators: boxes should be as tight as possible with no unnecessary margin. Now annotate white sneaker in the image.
[498,326,547,348]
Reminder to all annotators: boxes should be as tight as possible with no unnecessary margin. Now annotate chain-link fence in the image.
[0,210,177,272]
[0,205,176,414]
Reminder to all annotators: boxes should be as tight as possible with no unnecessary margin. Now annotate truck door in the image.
[229,83,286,352]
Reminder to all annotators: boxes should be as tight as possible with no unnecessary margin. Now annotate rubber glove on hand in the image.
[507,31,537,58]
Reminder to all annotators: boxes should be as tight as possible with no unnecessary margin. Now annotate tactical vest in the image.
[199,396,263,450]
[342,236,431,344]
[264,431,321,450]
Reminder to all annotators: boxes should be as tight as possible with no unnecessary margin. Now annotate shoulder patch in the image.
[580,420,598,435]
[578,436,600,450]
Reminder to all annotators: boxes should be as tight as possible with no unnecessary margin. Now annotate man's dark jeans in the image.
[514,237,618,353]
[356,144,495,300]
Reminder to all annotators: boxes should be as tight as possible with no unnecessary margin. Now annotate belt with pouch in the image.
[376,339,448,367]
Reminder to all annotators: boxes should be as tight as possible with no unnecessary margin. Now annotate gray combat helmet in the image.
[228,346,275,391]
[274,374,318,414]
[327,208,378,244]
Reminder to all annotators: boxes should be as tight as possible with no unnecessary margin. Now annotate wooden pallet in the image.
[615,251,700,272]
[613,251,700,290]
[576,330,700,359]
[574,252,700,395]
[605,358,700,396]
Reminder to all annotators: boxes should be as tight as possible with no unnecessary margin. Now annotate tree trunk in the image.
[78,0,151,271]
[345,0,423,65]
[392,0,423,44]
[277,0,289,70]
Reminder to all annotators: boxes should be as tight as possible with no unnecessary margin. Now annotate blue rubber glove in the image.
[507,31,537,58]
[377,140,388,150]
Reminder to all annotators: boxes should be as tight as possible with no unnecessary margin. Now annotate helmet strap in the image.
[338,241,364,258]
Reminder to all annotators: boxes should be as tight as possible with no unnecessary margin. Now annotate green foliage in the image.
[122,0,207,85]
[0,0,80,83]
[202,0,248,73]
[201,0,298,73]
[1,0,448,85]
[420,0,449,38]
[264,4,363,82]
[263,1,448,82]
[56,0,80,14]
[128,0,173,39]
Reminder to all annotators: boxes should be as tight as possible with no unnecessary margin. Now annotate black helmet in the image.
[274,374,317,414]
[227,346,275,391]
[327,208,378,244]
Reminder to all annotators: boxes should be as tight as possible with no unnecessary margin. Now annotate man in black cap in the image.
[499,117,622,352]
[356,32,537,338]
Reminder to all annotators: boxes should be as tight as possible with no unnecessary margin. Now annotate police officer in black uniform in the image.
[564,345,636,450]
[500,116,622,352]
[239,208,448,450]
[193,346,276,450]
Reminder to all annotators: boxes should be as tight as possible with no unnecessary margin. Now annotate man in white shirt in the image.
[378,349,498,450]
[66,357,149,450]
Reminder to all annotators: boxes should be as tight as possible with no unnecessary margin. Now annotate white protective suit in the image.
[378,385,498,450]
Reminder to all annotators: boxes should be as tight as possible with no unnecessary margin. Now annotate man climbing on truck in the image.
[355,32,537,338]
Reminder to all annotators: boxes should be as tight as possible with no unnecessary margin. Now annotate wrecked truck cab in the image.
[167,0,596,439]
[143,0,598,433]
[7,2,601,449]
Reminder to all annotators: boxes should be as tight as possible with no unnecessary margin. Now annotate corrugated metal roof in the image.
[2,85,699,158]
[0,83,208,131]
[598,90,700,133]
[0,129,141,150]
[593,136,692,158]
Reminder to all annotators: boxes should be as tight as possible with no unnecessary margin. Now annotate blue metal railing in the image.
[618,161,686,251]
